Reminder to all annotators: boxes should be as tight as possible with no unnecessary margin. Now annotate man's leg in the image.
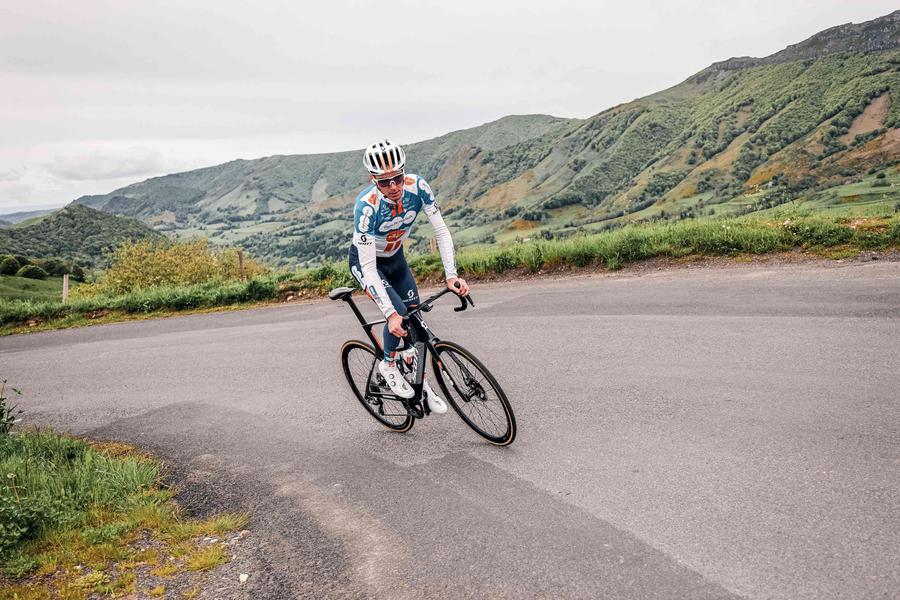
[379,252,419,360]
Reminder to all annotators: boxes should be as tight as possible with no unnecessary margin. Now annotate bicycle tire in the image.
[430,340,516,445]
[341,340,414,432]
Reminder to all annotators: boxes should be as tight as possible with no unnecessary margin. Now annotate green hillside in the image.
[0,275,78,302]
[74,115,575,222]
[0,204,166,267]
[69,11,900,265]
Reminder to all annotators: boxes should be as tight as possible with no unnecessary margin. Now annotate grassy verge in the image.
[0,430,249,599]
[2,214,898,334]
[0,277,282,331]
[425,214,900,276]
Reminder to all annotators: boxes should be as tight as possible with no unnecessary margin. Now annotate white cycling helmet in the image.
[363,140,406,176]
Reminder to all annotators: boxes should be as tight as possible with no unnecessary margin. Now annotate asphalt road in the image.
[3,260,899,599]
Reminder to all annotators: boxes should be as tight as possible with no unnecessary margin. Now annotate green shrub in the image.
[74,239,267,297]
[16,265,48,280]
[242,278,278,302]
[0,256,20,275]
[489,249,519,273]
[852,229,888,250]
[1,380,22,434]
[41,258,70,277]
[784,219,853,247]
[887,218,900,244]
[70,264,86,282]
[2,551,37,577]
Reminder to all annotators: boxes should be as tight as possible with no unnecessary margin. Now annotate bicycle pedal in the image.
[403,398,425,419]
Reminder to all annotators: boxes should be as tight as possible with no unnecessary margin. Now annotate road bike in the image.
[330,284,516,446]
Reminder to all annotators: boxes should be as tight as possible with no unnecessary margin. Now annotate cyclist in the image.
[348,140,469,413]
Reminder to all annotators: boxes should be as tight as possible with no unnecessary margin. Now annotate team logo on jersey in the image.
[418,178,434,201]
[404,176,415,186]
[378,210,417,232]
[358,205,374,232]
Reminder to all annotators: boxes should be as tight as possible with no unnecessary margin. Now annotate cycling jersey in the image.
[350,174,456,319]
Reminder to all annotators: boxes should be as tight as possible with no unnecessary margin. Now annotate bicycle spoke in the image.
[343,343,412,430]
[438,348,509,439]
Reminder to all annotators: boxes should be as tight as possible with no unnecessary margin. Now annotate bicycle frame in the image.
[334,286,473,417]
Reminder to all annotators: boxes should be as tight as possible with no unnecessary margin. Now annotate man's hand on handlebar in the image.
[446,276,469,296]
[387,312,407,337]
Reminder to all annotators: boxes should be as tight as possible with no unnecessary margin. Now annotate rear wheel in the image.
[431,341,516,445]
[341,340,414,432]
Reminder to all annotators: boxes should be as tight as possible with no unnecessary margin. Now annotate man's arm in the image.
[353,202,395,319]
[418,177,457,281]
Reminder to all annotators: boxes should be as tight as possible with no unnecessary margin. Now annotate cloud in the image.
[0,168,23,182]
[46,147,166,181]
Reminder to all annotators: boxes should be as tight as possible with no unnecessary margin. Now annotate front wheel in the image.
[341,340,414,432]
[431,341,516,446]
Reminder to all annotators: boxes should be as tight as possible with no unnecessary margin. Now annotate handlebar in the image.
[402,282,474,328]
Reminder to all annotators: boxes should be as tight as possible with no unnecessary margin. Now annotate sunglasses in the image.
[374,173,405,188]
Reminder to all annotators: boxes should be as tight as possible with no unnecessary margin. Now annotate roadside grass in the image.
[0,429,249,599]
[409,213,900,277]
[2,214,898,334]
[0,276,281,330]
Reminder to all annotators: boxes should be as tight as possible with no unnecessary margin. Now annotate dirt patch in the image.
[507,218,540,231]
[310,176,329,203]
[473,170,537,210]
[670,132,751,197]
[840,93,891,144]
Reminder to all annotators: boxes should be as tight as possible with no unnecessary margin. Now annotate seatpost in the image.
[341,294,369,327]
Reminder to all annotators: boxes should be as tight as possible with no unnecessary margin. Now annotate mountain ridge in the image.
[689,9,900,83]
[64,10,900,265]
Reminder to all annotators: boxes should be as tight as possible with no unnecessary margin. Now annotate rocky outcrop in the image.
[689,10,900,83]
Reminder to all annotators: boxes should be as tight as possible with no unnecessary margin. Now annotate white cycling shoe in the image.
[378,360,414,399]
[423,381,448,415]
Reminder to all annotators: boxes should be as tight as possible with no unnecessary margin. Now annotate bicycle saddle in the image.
[328,287,355,301]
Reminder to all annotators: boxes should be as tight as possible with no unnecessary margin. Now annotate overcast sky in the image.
[1,0,896,213]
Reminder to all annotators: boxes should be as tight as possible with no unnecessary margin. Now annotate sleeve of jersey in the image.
[418,177,458,280]
[353,202,396,319]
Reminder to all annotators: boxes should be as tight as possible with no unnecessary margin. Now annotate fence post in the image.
[430,237,437,254]
[62,273,70,304]
[238,250,245,281]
